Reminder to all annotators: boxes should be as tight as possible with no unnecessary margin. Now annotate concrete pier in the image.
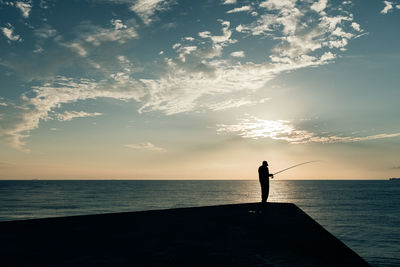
[0,203,370,266]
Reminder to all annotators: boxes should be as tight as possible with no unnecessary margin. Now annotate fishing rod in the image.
[273,160,322,176]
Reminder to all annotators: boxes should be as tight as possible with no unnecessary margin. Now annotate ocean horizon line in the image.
[0,178,392,181]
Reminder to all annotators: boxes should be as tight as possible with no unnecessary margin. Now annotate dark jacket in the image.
[258,165,270,182]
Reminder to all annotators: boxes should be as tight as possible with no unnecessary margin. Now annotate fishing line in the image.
[273,160,323,176]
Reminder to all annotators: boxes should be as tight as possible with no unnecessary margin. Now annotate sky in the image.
[0,0,399,180]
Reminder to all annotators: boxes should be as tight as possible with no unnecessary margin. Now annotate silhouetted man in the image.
[258,161,274,203]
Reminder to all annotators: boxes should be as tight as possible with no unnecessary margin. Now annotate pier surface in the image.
[0,203,370,266]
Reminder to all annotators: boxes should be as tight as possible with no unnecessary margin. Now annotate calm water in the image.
[0,180,399,266]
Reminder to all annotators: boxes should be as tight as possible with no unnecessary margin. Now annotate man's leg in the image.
[261,182,269,203]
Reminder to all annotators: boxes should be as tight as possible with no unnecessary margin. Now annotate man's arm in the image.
[267,167,273,178]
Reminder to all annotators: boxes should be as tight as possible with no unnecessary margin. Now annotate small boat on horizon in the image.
[389,178,400,181]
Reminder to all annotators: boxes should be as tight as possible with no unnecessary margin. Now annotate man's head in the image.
[262,161,268,166]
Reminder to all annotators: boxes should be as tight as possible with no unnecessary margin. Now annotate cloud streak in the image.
[1,23,22,42]
[216,117,400,144]
[380,1,400,14]
[1,1,32,18]
[0,76,145,151]
[130,0,173,24]
[204,97,270,111]
[381,1,393,14]
[16,1,32,18]
[230,51,245,57]
[227,5,252,14]
[91,0,174,24]
[63,19,138,57]
[222,0,236,4]
[125,142,166,152]
[56,111,103,121]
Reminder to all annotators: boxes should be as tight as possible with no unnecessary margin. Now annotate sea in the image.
[0,180,399,266]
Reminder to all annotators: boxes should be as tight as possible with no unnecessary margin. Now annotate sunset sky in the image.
[0,0,399,179]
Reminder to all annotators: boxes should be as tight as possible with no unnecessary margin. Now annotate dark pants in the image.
[260,180,269,203]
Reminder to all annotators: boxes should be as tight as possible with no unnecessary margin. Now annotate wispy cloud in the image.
[198,20,236,58]
[125,142,166,152]
[63,19,138,57]
[34,24,57,39]
[39,0,50,9]
[222,0,236,4]
[217,117,313,143]
[310,0,327,14]
[0,18,140,80]
[380,1,400,14]
[56,111,103,121]
[216,117,400,144]
[236,0,362,59]
[2,1,33,18]
[227,5,252,14]
[0,97,8,107]
[91,0,174,24]
[381,1,393,14]
[86,19,137,44]
[65,43,87,57]
[0,76,145,151]
[259,0,296,11]
[205,97,270,111]
[137,60,278,115]
[230,51,245,58]
[16,1,32,18]
[1,23,22,42]
[351,22,362,32]
[130,0,173,24]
